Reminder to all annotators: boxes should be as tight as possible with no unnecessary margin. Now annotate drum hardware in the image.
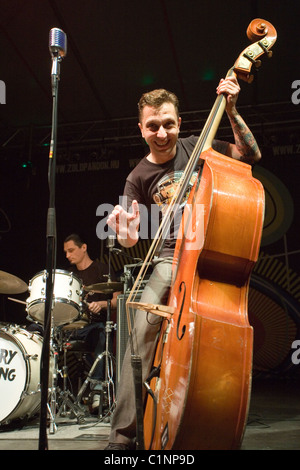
[24,353,39,361]
[75,237,122,419]
[47,326,87,432]
[74,312,116,420]
[58,336,87,422]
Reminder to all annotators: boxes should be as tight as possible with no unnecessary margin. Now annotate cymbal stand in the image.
[59,339,69,415]
[75,294,116,419]
[75,236,116,418]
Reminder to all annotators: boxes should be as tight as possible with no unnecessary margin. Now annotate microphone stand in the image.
[111,247,143,263]
[38,50,62,451]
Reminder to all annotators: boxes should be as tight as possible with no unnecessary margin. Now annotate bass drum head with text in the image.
[0,325,45,424]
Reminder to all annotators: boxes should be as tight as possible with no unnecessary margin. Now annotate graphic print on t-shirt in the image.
[152,170,198,214]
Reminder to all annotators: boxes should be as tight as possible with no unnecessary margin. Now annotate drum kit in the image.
[0,268,123,431]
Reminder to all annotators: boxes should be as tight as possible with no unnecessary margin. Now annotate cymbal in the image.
[62,320,88,330]
[0,270,28,294]
[85,281,123,294]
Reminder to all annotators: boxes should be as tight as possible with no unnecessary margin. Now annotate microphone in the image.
[49,28,67,58]
[107,234,143,262]
[107,235,116,250]
[49,28,67,89]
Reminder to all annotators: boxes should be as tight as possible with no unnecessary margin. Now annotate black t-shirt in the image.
[123,136,228,257]
[71,260,116,322]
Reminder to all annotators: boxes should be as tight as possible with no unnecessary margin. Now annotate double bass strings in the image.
[126,92,227,346]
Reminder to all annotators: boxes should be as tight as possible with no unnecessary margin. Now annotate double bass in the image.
[127,19,277,450]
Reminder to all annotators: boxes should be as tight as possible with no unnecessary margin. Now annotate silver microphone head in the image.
[49,28,67,58]
[107,235,116,249]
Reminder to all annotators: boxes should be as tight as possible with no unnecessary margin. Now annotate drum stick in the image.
[7,297,27,305]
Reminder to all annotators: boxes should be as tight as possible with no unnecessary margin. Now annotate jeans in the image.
[73,322,106,382]
[109,257,173,446]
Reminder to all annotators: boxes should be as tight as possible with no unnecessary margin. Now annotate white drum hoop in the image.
[26,269,82,326]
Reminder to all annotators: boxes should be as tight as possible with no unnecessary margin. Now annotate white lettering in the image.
[291,80,300,105]
[0,80,5,104]
[291,340,300,365]
[104,454,139,467]
[95,203,115,240]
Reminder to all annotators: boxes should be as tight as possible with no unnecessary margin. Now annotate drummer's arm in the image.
[88,291,120,314]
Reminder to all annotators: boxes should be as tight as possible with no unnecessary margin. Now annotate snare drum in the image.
[0,325,52,425]
[27,269,82,326]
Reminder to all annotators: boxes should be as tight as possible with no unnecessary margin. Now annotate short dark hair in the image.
[138,88,179,121]
[64,233,85,247]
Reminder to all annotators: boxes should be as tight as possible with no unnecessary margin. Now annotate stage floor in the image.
[0,378,299,451]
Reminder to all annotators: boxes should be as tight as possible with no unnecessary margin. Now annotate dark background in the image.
[0,0,299,376]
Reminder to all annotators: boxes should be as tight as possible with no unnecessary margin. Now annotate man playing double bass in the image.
[105,75,261,450]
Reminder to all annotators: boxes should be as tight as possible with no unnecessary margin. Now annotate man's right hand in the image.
[107,200,140,248]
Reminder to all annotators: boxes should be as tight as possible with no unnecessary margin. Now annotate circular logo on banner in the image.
[253,166,294,247]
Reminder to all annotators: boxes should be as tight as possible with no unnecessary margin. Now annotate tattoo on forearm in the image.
[229,113,260,162]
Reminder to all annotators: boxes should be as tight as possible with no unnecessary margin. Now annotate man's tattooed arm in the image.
[215,76,261,164]
[226,108,261,164]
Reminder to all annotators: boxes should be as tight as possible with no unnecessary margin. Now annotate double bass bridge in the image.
[126,301,175,320]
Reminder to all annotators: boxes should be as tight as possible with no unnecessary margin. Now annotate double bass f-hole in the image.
[176,281,186,341]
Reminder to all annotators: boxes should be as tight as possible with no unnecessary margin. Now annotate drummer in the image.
[63,233,121,413]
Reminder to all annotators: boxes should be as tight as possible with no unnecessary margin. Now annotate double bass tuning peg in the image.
[242,49,262,69]
[259,37,274,58]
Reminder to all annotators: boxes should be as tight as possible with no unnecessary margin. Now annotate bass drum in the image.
[0,325,52,425]
[27,269,82,326]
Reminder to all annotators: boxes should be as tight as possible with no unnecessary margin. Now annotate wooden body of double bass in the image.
[143,149,265,450]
